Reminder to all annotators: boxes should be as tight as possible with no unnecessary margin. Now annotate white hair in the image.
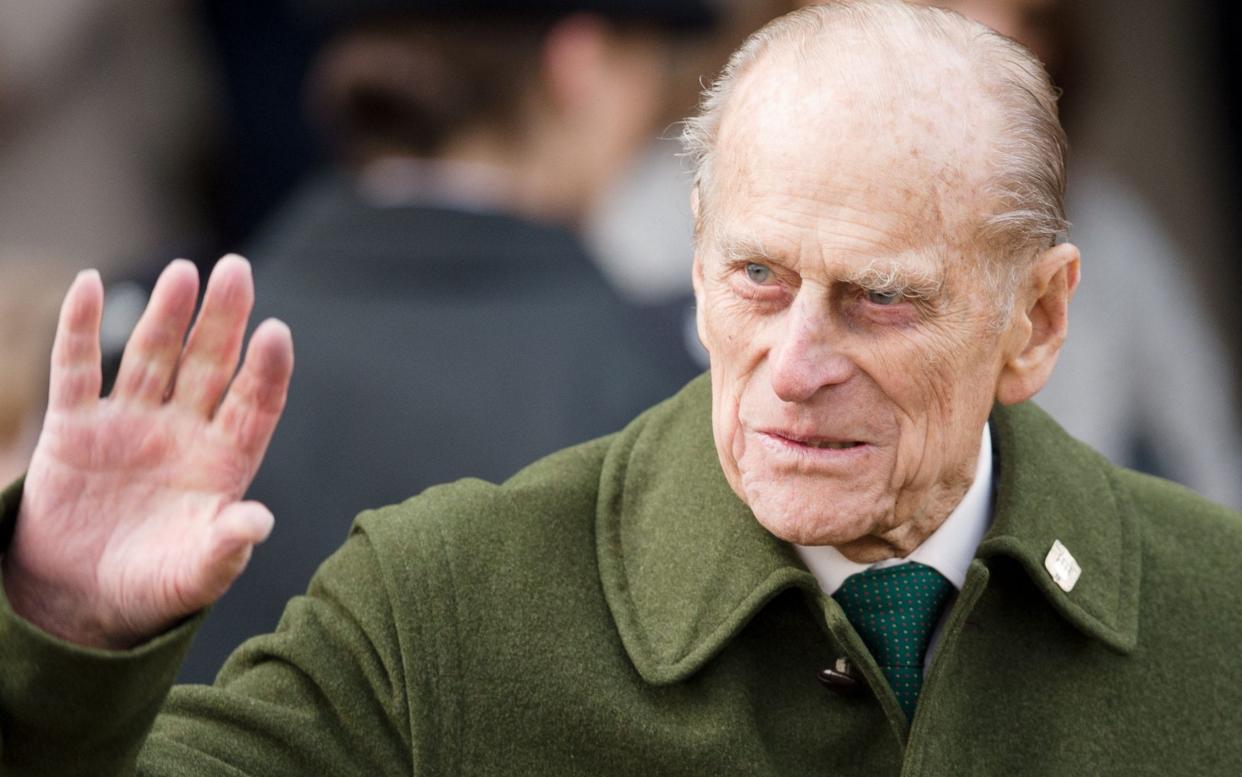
[681,0,1069,299]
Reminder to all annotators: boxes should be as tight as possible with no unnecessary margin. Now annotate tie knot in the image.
[832,562,955,718]
[832,561,954,670]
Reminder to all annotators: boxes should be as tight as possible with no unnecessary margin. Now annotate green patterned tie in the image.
[832,562,955,719]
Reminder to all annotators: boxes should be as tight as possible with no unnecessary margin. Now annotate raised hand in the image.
[1,257,293,649]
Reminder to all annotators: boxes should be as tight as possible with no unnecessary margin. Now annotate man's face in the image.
[693,50,1017,559]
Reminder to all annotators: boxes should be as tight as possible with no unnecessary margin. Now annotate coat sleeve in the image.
[0,479,415,777]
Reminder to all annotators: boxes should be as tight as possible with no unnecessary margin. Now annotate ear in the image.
[995,242,1081,405]
[689,203,710,353]
[540,14,610,114]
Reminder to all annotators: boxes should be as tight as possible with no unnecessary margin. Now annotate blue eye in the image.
[866,289,902,306]
[746,263,773,284]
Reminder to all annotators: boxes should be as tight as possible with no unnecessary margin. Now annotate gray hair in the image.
[681,0,1069,291]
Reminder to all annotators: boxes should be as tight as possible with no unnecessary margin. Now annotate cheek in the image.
[701,295,748,354]
[877,329,997,486]
[703,296,772,496]
[708,349,748,488]
[700,285,773,387]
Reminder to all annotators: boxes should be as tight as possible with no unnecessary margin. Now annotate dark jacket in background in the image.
[177,175,699,682]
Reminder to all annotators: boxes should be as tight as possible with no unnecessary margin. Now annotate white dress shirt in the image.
[795,423,994,668]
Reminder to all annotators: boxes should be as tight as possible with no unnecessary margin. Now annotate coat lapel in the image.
[595,375,817,686]
[596,376,1144,689]
[977,401,1142,654]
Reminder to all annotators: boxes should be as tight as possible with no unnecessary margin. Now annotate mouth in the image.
[798,439,864,450]
[759,430,869,453]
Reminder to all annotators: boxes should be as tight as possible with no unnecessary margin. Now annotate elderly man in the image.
[2,2,1240,775]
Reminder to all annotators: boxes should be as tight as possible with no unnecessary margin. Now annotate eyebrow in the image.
[719,235,780,264]
[718,234,946,300]
[843,258,945,300]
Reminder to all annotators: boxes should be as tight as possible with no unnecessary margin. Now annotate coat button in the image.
[818,657,859,693]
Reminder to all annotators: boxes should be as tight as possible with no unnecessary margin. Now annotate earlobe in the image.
[995,243,1081,405]
[691,254,710,352]
[689,187,705,315]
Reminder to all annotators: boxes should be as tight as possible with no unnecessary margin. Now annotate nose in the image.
[768,293,855,403]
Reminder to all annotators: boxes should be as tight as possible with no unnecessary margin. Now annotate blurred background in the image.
[1,0,1239,681]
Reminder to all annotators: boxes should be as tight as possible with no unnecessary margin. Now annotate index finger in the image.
[47,270,104,413]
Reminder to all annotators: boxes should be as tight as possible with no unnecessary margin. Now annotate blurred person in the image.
[585,0,792,305]
[198,0,327,243]
[583,0,799,377]
[175,0,713,682]
[6,5,1242,774]
[0,0,218,273]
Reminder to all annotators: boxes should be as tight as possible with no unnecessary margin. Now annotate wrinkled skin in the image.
[691,43,1078,562]
[2,258,293,649]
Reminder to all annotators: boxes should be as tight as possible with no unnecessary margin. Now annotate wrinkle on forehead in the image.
[709,33,999,258]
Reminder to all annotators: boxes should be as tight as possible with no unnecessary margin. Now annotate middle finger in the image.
[170,255,255,417]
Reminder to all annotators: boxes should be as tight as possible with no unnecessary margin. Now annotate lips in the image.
[762,430,867,450]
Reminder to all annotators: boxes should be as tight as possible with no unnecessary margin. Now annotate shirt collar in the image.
[357,156,519,214]
[794,423,994,594]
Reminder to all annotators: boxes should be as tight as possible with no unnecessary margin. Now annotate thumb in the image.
[216,500,276,546]
[191,501,275,608]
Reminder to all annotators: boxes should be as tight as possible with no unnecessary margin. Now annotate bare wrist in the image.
[1,551,137,651]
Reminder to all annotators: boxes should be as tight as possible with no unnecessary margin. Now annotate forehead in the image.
[709,38,996,269]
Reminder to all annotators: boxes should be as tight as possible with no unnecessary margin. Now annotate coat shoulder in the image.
[346,375,708,583]
[350,433,615,565]
[1111,464,1242,577]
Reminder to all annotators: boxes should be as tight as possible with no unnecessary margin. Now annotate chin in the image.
[742,478,887,547]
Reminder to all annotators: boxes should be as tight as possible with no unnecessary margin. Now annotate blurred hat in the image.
[297,0,720,33]
[300,0,725,33]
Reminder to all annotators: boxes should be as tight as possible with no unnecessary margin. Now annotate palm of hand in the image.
[5,258,293,649]
[25,403,246,626]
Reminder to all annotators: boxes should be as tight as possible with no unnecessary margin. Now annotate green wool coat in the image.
[2,375,1241,776]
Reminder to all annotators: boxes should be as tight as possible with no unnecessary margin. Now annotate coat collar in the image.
[254,172,593,284]
[253,174,600,296]
[977,400,1141,654]
[596,375,1142,686]
[594,376,818,686]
